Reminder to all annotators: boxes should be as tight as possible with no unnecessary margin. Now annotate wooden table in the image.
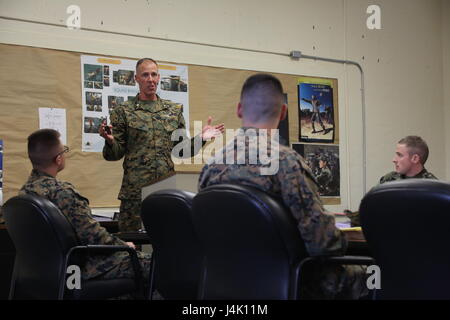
[342,228,372,257]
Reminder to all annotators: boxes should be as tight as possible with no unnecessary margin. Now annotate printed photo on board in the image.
[292,143,340,197]
[298,82,334,143]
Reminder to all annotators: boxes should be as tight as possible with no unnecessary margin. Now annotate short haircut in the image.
[27,129,61,168]
[240,73,284,124]
[398,135,430,165]
[136,58,158,71]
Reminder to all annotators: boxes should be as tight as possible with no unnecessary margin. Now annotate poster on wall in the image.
[80,55,189,152]
[298,77,335,143]
[292,143,340,198]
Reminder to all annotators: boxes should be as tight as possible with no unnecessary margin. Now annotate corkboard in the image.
[0,43,339,206]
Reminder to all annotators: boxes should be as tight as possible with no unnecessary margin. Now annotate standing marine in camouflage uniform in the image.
[18,129,151,288]
[346,135,437,227]
[99,58,224,232]
[315,156,333,195]
[199,74,367,299]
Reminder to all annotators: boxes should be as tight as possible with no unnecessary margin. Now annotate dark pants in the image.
[98,251,152,299]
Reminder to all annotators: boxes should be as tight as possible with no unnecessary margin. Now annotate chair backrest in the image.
[192,184,308,300]
[141,189,202,299]
[3,194,79,299]
[359,179,450,299]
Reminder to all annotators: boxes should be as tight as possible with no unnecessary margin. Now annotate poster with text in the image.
[81,55,189,151]
[298,78,335,143]
[292,143,340,198]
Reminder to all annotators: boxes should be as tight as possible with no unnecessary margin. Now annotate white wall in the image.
[0,0,447,211]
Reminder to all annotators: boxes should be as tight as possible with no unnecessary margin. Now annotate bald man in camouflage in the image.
[199,73,367,299]
[99,58,224,232]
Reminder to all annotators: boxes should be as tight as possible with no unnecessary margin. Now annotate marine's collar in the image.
[31,168,55,179]
[134,94,171,113]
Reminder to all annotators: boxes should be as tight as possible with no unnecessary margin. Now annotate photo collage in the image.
[81,55,140,152]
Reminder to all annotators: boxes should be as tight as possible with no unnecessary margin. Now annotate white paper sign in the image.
[39,108,67,145]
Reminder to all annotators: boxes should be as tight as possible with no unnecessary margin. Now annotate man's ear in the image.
[237,102,243,119]
[411,153,420,164]
[54,154,63,167]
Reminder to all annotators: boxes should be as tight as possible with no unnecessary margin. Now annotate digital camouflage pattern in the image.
[19,169,151,281]
[103,94,191,200]
[199,128,346,256]
[346,168,438,227]
[119,199,142,233]
[198,128,367,299]
[103,94,199,231]
[379,168,437,184]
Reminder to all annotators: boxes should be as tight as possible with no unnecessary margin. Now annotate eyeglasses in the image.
[55,146,70,158]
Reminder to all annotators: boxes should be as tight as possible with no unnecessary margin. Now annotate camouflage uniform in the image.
[379,169,437,184]
[103,94,200,232]
[198,127,367,299]
[19,169,151,284]
[346,168,438,227]
[316,166,332,195]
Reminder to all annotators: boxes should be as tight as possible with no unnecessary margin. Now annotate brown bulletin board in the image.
[0,43,339,206]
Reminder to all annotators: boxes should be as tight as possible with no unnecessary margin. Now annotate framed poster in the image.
[298,79,335,143]
[292,143,340,198]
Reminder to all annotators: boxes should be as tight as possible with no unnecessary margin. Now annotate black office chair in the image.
[360,178,450,300]
[141,189,203,300]
[192,184,373,300]
[3,194,144,300]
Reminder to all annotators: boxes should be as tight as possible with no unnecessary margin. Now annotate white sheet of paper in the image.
[39,108,67,145]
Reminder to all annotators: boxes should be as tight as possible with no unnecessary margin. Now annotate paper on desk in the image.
[91,208,117,219]
[340,227,362,232]
[334,213,351,229]
[336,222,351,229]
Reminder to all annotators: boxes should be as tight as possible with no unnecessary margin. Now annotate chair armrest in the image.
[298,255,374,269]
[322,255,374,265]
[66,245,145,299]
